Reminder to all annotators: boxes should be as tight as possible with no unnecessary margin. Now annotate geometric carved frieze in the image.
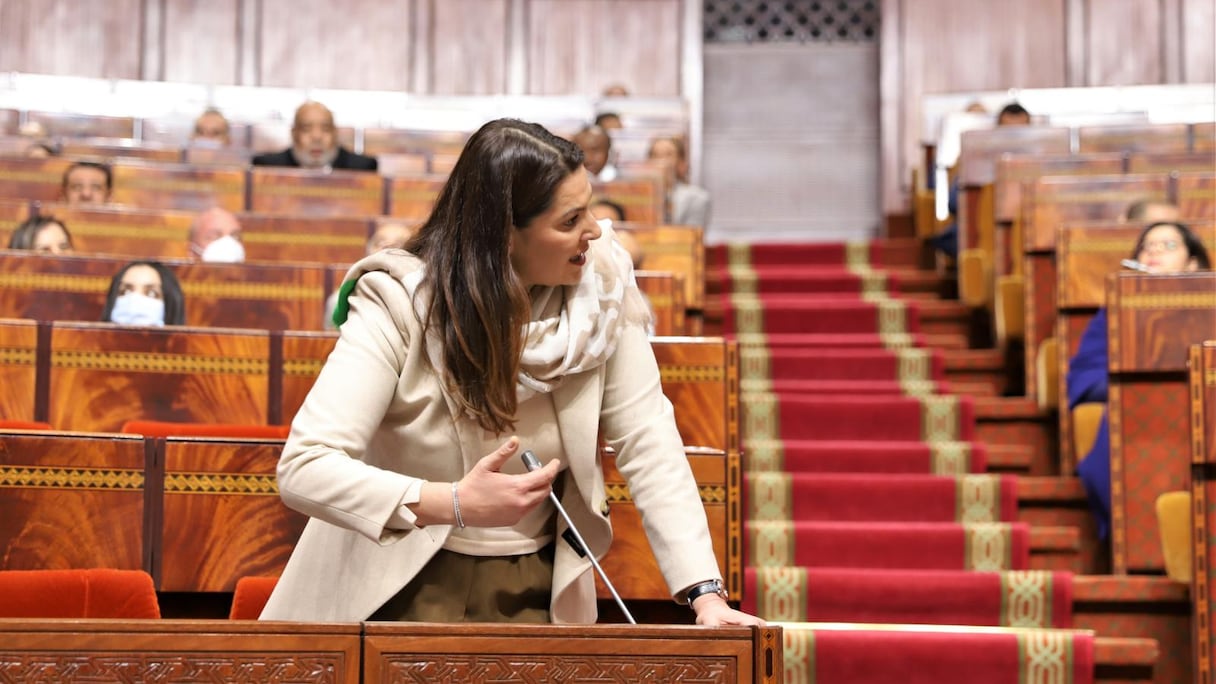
[0,653,344,683]
[383,655,734,683]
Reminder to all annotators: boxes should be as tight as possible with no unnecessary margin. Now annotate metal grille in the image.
[704,0,879,43]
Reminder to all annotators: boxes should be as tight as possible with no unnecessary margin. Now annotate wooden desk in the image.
[1188,340,1216,684]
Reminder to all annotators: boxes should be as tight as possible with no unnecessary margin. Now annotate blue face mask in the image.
[110,292,166,326]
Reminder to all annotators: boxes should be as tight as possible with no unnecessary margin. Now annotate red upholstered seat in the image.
[0,569,160,618]
[228,576,279,619]
[121,420,290,440]
[0,420,52,430]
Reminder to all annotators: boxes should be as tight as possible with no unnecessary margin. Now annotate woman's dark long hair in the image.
[1132,221,1212,270]
[8,216,73,250]
[101,260,187,325]
[407,119,584,434]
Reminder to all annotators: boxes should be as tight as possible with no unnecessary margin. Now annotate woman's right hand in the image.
[455,436,560,528]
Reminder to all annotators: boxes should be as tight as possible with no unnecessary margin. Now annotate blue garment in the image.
[1067,309,1110,539]
[930,180,961,259]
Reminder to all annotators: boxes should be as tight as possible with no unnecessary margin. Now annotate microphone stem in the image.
[547,491,637,624]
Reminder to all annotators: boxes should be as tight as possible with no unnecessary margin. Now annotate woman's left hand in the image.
[691,595,766,627]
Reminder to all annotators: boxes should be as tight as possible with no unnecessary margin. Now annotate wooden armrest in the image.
[993,275,1023,344]
[1072,403,1105,460]
[1035,337,1057,411]
[958,249,991,308]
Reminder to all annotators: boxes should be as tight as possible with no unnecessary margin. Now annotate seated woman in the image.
[101,261,186,327]
[1069,221,1211,540]
[7,216,74,255]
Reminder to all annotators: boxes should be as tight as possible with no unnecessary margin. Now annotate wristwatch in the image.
[685,579,729,608]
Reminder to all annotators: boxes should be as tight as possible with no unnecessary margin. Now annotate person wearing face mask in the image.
[7,216,74,254]
[251,102,377,172]
[1067,217,1211,541]
[190,108,232,148]
[189,207,246,263]
[102,261,186,327]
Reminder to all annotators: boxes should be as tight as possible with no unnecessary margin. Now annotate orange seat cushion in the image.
[229,576,279,619]
[0,569,160,619]
[0,420,52,430]
[121,420,290,440]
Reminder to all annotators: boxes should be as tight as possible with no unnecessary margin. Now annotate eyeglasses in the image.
[1139,239,1182,254]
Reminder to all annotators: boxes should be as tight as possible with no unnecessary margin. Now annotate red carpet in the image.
[737,332,937,349]
[782,625,1094,684]
[744,347,945,382]
[721,294,921,336]
[746,520,1031,571]
[744,439,989,475]
[708,266,891,295]
[707,241,912,268]
[743,567,1074,628]
[742,393,974,443]
[745,473,1018,523]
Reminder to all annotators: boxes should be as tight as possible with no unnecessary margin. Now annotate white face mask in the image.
[191,138,223,149]
[110,292,166,326]
[200,234,246,263]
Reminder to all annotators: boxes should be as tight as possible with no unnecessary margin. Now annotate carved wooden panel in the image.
[1077,123,1189,154]
[1056,224,1144,308]
[1177,172,1216,220]
[1125,150,1216,175]
[27,113,136,140]
[594,175,667,227]
[0,0,142,78]
[176,260,327,331]
[634,270,686,336]
[363,623,781,684]
[58,139,182,163]
[994,154,1125,223]
[429,0,508,95]
[0,620,362,683]
[241,214,372,265]
[35,204,194,260]
[0,251,113,323]
[651,337,737,452]
[281,331,338,424]
[0,432,145,571]
[0,157,75,203]
[1023,174,1171,251]
[1191,341,1216,681]
[249,167,384,218]
[600,448,739,601]
[1108,272,1216,373]
[385,176,446,220]
[111,163,247,212]
[958,128,1072,188]
[161,438,307,592]
[0,319,37,422]
[0,199,30,246]
[258,0,413,91]
[625,225,704,310]
[163,0,240,85]
[47,323,269,432]
[526,0,682,96]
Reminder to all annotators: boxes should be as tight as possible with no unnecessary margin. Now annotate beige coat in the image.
[260,246,719,623]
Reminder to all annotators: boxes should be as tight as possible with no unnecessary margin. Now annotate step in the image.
[984,444,1034,474]
[972,397,1057,476]
[942,347,1008,397]
[1017,477,1103,574]
[1075,576,1190,684]
[1093,637,1159,683]
[909,299,974,339]
[1029,525,1082,573]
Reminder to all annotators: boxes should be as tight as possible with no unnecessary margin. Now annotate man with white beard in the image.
[252,102,378,172]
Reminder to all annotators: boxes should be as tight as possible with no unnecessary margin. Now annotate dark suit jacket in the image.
[251,147,378,172]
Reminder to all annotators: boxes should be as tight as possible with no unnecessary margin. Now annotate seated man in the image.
[191,108,232,147]
[648,136,710,227]
[252,102,377,172]
[189,207,245,263]
[60,162,112,206]
[572,125,617,182]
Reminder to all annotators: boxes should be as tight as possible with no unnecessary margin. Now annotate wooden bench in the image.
[110,162,246,212]
[249,167,383,217]
[31,204,193,259]
[1077,123,1192,154]
[0,620,778,684]
[1054,222,1216,469]
[0,199,32,245]
[593,174,666,226]
[635,270,686,336]
[0,253,327,331]
[620,224,705,316]
[46,322,271,432]
[0,430,147,571]
[0,318,37,422]
[383,174,445,219]
[27,111,135,139]
[58,138,183,163]
[1108,270,1216,573]
[0,157,74,203]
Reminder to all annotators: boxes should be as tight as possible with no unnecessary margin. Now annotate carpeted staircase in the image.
[704,239,1102,683]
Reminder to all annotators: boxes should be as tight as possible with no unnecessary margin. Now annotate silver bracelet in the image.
[451,481,466,528]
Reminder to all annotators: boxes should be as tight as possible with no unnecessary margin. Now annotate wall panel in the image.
[430,0,509,95]
[258,0,413,91]
[0,0,143,79]
[526,0,681,96]
[1085,0,1163,85]
[163,0,240,85]
[1182,0,1216,82]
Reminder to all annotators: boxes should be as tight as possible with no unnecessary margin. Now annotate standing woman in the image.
[262,119,760,627]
